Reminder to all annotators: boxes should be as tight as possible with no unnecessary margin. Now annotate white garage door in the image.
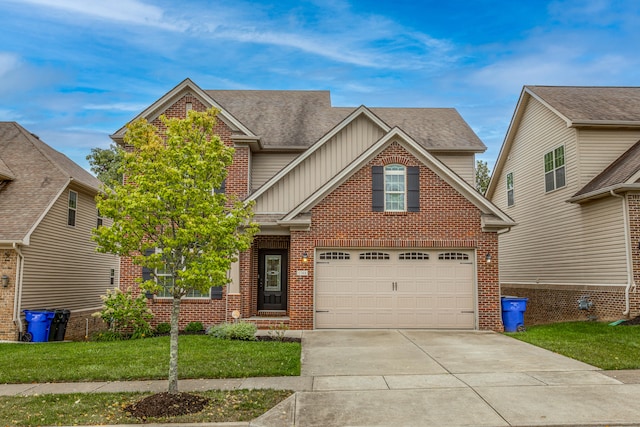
[315,249,475,329]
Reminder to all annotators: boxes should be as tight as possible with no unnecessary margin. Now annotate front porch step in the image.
[246,316,290,330]
[257,310,287,317]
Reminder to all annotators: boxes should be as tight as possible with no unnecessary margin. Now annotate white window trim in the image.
[154,248,207,299]
[67,190,78,227]
[384,164,406,212]
[506,172,514,207]
[544,145,566,193]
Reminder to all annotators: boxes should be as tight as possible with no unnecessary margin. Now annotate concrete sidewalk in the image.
[3,330,640,426]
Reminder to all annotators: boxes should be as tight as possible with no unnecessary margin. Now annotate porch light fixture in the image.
[485,253,492,263]
[302,252,309,263]
[1,275,8,287]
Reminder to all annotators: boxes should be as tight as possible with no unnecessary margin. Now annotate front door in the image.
[258,249,288,311]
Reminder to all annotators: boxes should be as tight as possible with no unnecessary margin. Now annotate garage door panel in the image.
[316,249,475,329]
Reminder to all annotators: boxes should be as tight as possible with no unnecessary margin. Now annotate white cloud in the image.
[12,0,186,31]
[0,52,20,78]
[84,102,149,112]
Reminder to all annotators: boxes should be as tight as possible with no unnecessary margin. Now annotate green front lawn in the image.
[0,335,301,384]
[507,321,640,370]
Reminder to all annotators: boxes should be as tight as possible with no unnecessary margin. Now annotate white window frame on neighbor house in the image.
[506,172,514,207]
[68,190,78,226]
[97,209,104,228]
[544,145,566,192]
[384,164,406,212]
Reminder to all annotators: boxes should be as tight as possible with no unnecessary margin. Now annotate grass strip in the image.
[0,335,300,383]
[506,321,640,370]
[0,389,292,426]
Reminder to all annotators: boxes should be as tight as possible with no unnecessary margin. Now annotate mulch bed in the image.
[125,392,210,419]
[620,316,640,326]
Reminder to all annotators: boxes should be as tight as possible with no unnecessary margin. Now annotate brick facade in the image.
[501,284,640,325]
[118,98,504,332]
[284,142,502,331]
[0,249,18,340]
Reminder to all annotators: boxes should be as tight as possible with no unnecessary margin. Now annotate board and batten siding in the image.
[255,114,386,213]
[251,152,300,192]
[432,152,475,185]
[20,185,119,312]
[494,97,627,286]
[576,129,640,188]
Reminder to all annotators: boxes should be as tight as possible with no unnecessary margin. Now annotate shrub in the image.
[185,321,205,333]
[92,287,154,339]
[155,322,171,335]
[267,322,289,342]
[208,322,257,341]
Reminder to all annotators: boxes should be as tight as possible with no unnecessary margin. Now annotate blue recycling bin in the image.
[501,297,528,332]
[23,310,55,342]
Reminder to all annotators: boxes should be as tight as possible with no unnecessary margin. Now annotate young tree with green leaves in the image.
[86,144,124,187]
[475,159,491,195]
[93,108,258,394]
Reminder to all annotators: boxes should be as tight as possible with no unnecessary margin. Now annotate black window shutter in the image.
[407,166,420,212]
[141,248,154,282]
[372,166,384,211]
[214,178,226,194]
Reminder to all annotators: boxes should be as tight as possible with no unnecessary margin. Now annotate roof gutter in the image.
[569,120,640,128]
[609,190,636,316]
[568,184,640,204]
[12,242,25,336]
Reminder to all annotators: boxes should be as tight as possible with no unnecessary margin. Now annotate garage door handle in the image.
[461,310,475,313]
[316,310,329,313]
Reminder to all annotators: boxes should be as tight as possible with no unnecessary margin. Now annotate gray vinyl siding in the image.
[251,152,300,192]
[576,129,640,188]
[255,115,385,213]
[495,97,627,286]
[20,185,118,312]
[432,152,475,185]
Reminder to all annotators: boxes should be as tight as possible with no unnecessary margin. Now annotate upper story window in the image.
[68,190,77,226]
[544,146,565,192]
[506,172,514,207]
[97,209,104,228]
[384,164,406,211]
[372,165,419,212]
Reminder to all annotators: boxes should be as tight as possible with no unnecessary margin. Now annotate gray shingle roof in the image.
[206,90,485,151]
[0,157,14,180]
[574,139,640,197]
[527,86,640,123]
[369,108,485,150]
[0,122,101,242]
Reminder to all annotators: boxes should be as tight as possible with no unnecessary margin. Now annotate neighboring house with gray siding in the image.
[487,86,640,324]
[0,122,118,341]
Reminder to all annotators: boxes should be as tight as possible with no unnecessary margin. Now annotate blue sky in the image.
[1,0,638,171]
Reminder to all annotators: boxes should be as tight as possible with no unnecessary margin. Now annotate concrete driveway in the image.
[254,329,640,427]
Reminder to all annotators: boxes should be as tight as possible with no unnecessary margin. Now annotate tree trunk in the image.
[168,296,181,394]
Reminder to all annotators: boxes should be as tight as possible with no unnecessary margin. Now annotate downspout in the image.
[610,190,636,316]
[12,243,25,335]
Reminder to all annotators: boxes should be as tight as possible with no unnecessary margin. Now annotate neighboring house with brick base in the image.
[111,79,515,332]
[487,86,640,325]
[0,123,119,341]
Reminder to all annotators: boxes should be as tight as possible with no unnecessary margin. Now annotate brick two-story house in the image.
[111,79,515,331]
